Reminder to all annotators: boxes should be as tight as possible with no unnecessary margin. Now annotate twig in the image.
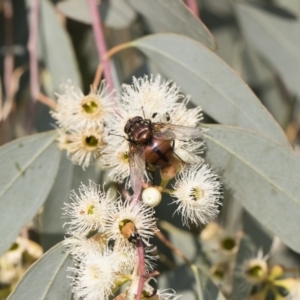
[37,92,57,109]
[185,0,200,17]
[155,230,192,266]
[136,238,146,300]
[88,0,114,93]
[92,43,131,88]
[3,0,14,101]
[27,0,40,101]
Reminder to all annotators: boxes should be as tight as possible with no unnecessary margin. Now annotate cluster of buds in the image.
[240,251,300,300]
[199,222,242,295]
[51,75,224,299]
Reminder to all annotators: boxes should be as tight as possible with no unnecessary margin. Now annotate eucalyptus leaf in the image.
[130,34,288,145]
[39,0,82,94]
[0,131,60,257]
[101,0,136,29]
[235,3,300,98]
[203,124,300,253]
[127,0,217,50]
[56,0,91,24]
[8,242,72,300]
[57,0,136,29]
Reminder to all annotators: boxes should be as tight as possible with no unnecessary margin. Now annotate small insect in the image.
[119,219,139,243]
[124,113,202,194]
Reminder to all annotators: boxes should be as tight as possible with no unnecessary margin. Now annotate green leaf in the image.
[56,0,91,24]
[203,124,300,253]
[57,0,136,29]
[235,3,300,97]
[101,0,136,29]
[0,131,60,256]
[127,0,217,50]
[39,0,82,94]
[8,242,72,300]
[130,33,288,145]
[41,155,98,251]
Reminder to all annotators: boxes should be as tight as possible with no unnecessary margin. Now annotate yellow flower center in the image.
[221,237,236,251]
[247,265,263,278]
[189,187,204,201]
[9,242,19,251]
[85,135,99,148]
[82,97,100,115]
[87,204,95,215]
[213,269,225,280]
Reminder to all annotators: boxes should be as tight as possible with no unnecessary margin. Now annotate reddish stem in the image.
[88,0,114,93]
[3,0,14,101]
[27,0,40,101]
[185,0,199,17]
[136,238,146,300]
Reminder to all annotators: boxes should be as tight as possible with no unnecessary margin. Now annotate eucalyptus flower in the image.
[105,199,157,248]
[172,163,222,226]
[51,81,113,131]
[69,246,125,300]
[63,181,117,237]
[58,127,105,169]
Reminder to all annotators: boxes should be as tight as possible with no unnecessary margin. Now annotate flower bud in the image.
[243,257,268,284]
[142,187,162,207]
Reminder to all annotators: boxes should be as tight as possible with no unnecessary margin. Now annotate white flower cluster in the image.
[54,74,224,299]
[51,81,113,169]
[52,74,222,227]
[63,181,180,300]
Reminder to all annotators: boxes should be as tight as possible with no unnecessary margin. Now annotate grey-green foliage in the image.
[235,3,300,98]
[203,124,300,253]
[127,0,217,50]
[5,0,300,298]
[57,0,136,29]
[8,242,73,300]
[38,0,82,95]
[0,131,60,257]
[130,33,288,145]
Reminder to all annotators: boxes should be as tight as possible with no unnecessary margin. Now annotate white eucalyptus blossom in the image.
[112,246,136,275]
[51,81,113,130]
[102,74,205,186]
[239,249,269,285]
[100,140,131,185]
[58,127,105,170]
[201,226,241,264]
[105,199,158,247]
[69,246,123,300]
[153,289,182,300]
[63,181,117,237]
[63,233,108,258]
[121,74,182,118]
[172,163,222,226]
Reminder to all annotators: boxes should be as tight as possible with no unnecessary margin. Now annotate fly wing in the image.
[129,144,145,196]
[153,123,202,141]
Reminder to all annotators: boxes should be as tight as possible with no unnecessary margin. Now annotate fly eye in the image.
[124,122,131,133]
[131,116,143,123]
